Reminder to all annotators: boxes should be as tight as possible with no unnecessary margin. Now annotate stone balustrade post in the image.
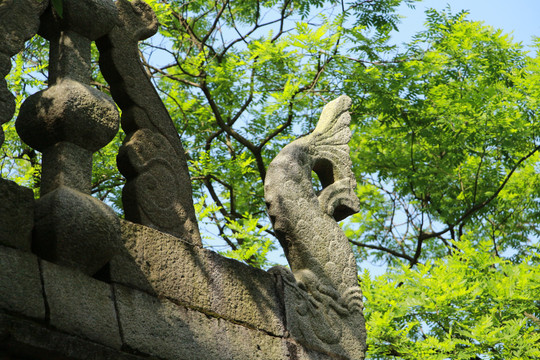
[15,0,122,275]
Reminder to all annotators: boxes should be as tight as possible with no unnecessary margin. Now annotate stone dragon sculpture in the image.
[265,95,366,356]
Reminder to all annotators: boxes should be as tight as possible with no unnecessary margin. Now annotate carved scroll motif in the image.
[97,0,201,244]
[265,96,366,358]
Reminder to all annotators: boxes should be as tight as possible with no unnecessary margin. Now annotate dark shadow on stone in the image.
[93,262,111,283]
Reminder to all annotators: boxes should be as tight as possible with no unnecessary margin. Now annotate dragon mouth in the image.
[317,177,360,222]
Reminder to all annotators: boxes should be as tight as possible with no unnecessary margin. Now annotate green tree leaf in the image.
[51,0,63,18]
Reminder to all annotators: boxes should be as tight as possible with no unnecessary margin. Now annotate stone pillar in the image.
[15,0,122,275]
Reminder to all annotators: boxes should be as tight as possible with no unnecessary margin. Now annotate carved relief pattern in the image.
[119,129,192,232]
[265,96,366,358]
[97,0,201,244]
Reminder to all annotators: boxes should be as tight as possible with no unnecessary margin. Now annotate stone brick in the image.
[118,220,285,336]
[0,179,34,251]
[108,247,156,295]
[114,284,287,360]
[0,245,44,320]
[41,260,122,349]
[0,312,153,360]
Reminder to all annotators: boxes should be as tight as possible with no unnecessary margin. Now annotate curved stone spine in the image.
[97,0,201,244]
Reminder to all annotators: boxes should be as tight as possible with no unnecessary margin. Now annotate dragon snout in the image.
[317,177,360,222]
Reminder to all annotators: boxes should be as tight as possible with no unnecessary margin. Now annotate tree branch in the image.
[349,238,416,264]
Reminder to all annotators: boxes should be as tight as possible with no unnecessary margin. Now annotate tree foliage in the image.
[364,238,540,359]
[346,9,540,267]
[138,0,417,263]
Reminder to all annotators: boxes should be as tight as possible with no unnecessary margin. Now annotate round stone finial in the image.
[15,79,119,152]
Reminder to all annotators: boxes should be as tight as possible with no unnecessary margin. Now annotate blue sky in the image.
[395,0,540,49]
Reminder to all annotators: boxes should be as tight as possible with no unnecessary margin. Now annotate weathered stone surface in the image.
[41,260,122,349]
[0,0,47,56]
[0,312,151,360]
[118,129,201,240]
[0,78,15,141]
[115,284,286,360]
[48,30,93,85]
[281,340,341,360]
[15,79,119,153]
[0,310,334,360]
[0,246,45,320]
[264,96,366,358]
[117,220,284,336]
[273,266,366,359]
[0,179,34,250]
[98,0,201,244]
[0,53,10,78]
[33,186,121,275]
[0,0,47,146]
[39,0,118,41]
[39,142,93,196]
[108,246,156,295]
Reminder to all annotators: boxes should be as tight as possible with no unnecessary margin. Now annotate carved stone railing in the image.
[0,1,366,359]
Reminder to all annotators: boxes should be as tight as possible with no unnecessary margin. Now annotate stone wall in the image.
[0,0,366,358]
[0,178,362,360]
